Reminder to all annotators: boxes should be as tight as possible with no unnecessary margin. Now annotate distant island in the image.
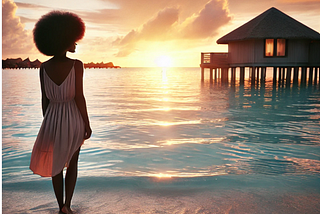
[84,62,121,69]
[2,58,120,69]
[2,58,41,69]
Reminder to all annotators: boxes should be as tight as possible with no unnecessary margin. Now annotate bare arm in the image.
[74,60,92,139]
[40,65,50,117]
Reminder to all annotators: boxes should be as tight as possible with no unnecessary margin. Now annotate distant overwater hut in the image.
[200,7,320,86]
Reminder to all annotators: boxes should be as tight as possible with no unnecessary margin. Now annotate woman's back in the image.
[43,58,75,86]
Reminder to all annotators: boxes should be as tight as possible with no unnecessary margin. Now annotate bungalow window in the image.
[265,39,286,57]
[277,39,286,56]
[265,39,274,56]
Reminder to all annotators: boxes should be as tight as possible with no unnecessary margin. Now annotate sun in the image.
[155,55,173,68]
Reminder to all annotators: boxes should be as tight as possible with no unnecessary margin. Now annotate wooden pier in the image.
[200,52,320,87]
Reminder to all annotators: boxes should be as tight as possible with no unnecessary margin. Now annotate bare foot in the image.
[61,206,74,214]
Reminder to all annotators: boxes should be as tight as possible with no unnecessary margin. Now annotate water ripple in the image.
[2,68,320,183]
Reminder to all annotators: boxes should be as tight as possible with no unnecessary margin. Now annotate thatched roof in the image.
[217,7,320,44]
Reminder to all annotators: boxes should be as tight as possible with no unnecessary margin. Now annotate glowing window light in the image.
[265,39,274,56]
[277,39,286,56]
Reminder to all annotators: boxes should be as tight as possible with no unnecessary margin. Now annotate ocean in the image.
[2,67,320,213]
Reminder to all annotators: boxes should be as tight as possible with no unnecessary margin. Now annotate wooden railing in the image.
[200,52,229,68]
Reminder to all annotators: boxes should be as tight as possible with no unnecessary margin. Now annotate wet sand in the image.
[3,186,320,213]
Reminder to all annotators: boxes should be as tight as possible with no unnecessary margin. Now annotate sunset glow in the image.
[154,173,173,178]
[2,0,320,67]
[155,55,173,68]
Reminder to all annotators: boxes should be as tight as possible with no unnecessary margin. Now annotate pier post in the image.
[256,67,260,85]
[214,69,217,82]
[201,67,205,81]
[278,67,282,86]
[315,67,319,85]
[273,67,277,85]
[281,68,285,86]
[251,67,255,86]
[286,67,292,86]
[261,67,266,84]
[301,67,307,86]
[226,68,229,83]
[231,67,236,84]
[221,68,229,83]
[308,67,314,85]
[209,68,213,82]
[293,67,299,85]
[240,67,245,85]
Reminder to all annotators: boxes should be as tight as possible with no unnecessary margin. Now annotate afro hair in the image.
[33,11,85,56]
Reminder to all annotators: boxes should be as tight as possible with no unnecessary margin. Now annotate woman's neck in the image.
[52,52,68,61]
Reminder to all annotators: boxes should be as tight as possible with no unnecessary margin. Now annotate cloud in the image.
[180,0,231,39]
[139,7,179,40]
[2,0,35,58]
[113,7,179,57]
[113,0,231,57]
[15,2,48,9]
[79,9,119,25]
[112,30,137,57]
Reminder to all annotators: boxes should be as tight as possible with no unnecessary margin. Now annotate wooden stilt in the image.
[256,67,260,85]
[281,68,285,86]
[308,67,314,85]
[278,67,282,86]
[226,68,229,83]
[301,67,307,86]
[201,67,205,81]
[251,67,255,86]
[293,67,299,85]
[214,69,217,82]
[315,67,319,85]
[260,67,265,84]
[318,67,320,86]
[209,68,213,82]
[286,67,292,86]
[273,67,277,85]
[221,68,228,83]
[316,67,319,86]
[231,67,236,84]
[240,67,245,85]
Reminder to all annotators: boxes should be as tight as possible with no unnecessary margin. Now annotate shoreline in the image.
[3,183,320,214]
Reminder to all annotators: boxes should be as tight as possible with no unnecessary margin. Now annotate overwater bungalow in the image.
[200,7,320,86]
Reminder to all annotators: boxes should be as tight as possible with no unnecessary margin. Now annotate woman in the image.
[30,11,92,214]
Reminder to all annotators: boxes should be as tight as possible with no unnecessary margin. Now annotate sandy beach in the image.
[3,187,320,213]
[3,175,320,214]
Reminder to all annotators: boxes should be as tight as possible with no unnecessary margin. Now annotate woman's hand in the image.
[84,125,92,140]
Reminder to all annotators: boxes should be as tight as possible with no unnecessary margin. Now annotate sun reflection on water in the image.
[2,68,320,184]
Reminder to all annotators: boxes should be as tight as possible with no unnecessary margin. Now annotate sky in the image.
[2,0,320,67]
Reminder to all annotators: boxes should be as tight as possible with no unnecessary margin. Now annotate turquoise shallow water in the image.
[2,67,320,213]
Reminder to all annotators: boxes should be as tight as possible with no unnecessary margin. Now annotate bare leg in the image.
[52,170,64,212]
[64,148,80,212]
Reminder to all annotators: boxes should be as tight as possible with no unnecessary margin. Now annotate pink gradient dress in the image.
[30,62,85,177]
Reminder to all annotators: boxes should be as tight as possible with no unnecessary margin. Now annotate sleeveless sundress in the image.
[30,61,85,177]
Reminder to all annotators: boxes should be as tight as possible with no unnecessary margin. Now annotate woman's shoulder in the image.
[41,59,51,67]
[74,59,83,67]
[73,59,84,76]
[41,58,58,69]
